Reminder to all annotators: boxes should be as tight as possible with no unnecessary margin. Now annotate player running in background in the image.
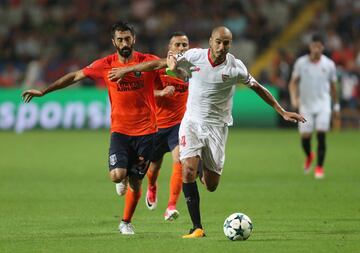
[109,32,190,221]
[289,34,339,179]
[110,26,306,238]
[22,21,161,235]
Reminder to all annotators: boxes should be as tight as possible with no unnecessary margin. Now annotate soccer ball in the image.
[223,212,253,241]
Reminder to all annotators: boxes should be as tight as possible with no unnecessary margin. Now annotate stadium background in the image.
[0,1,359,253]
[1,0,359,130]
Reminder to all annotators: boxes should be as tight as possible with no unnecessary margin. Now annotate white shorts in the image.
[299,110,331,134]
[179,119,228,175]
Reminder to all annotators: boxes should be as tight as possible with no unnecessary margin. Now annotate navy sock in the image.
[182,182,202,229]
[317,132,326,167]
[301,137,311,157]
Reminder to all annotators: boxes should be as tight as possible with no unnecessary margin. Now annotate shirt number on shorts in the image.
[180,136,186,147]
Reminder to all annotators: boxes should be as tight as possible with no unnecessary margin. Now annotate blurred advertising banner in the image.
[0,88,110,133]
[0,87,278,132]
[232,86,278,128]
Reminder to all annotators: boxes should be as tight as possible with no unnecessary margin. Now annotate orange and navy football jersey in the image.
[82,51,160,136]
[155,69,188,128]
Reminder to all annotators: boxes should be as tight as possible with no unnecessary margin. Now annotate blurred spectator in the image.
[22,56,49,88]
[0,63,22,87]
[331,39,355,68]
[271,48,294,90]
[325,28,342,52]
[269,48,294,114]
[339,61,359,110]
[258,0,290,32]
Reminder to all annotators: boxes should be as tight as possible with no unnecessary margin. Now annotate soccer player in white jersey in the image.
[289,34,340,179]
[168,27,305,238]
[107,26,305,238]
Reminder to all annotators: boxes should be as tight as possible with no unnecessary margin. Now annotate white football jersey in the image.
[291,54,337,113]
[177,48,254,126]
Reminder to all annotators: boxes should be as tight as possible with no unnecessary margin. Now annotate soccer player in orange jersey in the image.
[109,32,190,221]
[145,32,189,221]
[22,21,161,235]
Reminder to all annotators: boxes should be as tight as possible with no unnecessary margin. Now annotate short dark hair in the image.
[169,31,187,40]
[111,21,135,38]
[311,33,324,44]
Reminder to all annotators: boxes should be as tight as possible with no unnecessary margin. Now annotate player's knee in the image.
[182,162,197,182]
[183,169,196,182]
[149,162,161,173]
[109,169,127,183]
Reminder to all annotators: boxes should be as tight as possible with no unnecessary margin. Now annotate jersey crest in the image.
[222,74,230,82]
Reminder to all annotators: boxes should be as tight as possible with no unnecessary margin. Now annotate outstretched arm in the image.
[108,51,185,83]
[250,81,306,123]
[22,70,86,103]
[108,58,167,83]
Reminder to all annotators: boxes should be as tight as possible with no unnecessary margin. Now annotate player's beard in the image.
[211,47,227,63]
[215,51,227,62]
[119,46,133,58]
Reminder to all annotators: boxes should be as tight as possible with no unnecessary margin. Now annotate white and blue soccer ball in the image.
[223,212,253,241]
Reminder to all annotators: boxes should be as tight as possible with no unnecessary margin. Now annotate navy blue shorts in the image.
[152,123,180,162]
[108,132,155,179]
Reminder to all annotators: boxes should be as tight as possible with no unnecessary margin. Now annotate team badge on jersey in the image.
[109,154,117,166]
[222,74,230,82]
[134,71,142,78]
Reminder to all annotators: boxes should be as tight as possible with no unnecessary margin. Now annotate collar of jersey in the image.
[207,49,226,67]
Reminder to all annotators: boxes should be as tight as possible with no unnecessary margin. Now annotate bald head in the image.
[211,26,233,39]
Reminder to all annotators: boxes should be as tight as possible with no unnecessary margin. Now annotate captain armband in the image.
[243,74,256,87]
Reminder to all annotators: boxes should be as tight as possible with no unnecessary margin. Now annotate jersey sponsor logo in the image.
[109,154,117,166]
[116,81,144,91]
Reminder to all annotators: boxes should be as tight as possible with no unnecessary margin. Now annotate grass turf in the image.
[0,129,359,253]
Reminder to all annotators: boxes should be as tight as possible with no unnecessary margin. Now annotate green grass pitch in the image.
[0,129,359,253]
